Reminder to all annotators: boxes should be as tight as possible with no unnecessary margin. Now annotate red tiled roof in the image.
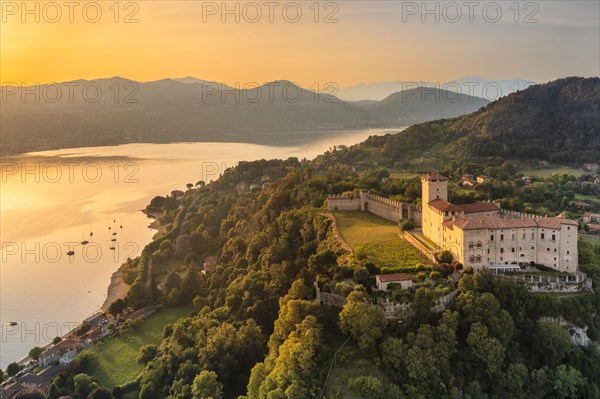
[421,172,448,182]
[460,202,499,214]
[377,273,411,282]
[428,198,463,212]
[448,215,578,230]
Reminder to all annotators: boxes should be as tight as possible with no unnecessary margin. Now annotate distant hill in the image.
[0,77,487,155]
[357,87,489,126]
[337,76,535,101]
[318,77,600,166]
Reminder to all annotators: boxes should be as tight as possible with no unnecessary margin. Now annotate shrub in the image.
[429,271,442,280]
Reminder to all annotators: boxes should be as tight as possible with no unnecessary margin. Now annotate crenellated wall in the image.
[326,195,361,211]
[326,190,421,226]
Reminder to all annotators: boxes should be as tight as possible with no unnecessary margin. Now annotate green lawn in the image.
[333,212,399,248]
[355,239,433,272]
[333,212,433,272]
[85,305,194,387]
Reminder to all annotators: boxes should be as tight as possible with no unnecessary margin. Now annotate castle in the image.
[326,173,579,273]
[421,173,578,273]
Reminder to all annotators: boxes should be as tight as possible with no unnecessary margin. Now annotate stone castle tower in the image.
[421,172,448,204]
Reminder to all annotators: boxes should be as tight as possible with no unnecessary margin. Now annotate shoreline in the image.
[143,209,165,235]
[101,269,129,311]
[101,210,163,310]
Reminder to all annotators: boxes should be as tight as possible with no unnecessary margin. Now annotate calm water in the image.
[0,128,402,368]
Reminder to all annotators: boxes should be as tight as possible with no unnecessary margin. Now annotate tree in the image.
[552,365,585,398]
[74,373,98,398]
[14,389,47,399]
[164,270,182,292]
[52,336,62,345]
[438,250,453,263]
[108,298,126,317]
[531,322,571,368]
[465,322,505,377]
[48,383,60,399]
[191,370,223,399]
[137,345,159,365]
[288,279,312,300]
[6,362,20,376]
[87,387,114,399]
[352,266,370,287]
[28,347,44,360]
[127,279,149,309]
[339,291,387,350]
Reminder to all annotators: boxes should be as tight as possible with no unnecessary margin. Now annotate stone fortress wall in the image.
[327,189,421,226]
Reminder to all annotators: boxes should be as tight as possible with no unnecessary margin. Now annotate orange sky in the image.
[1,1,598,87]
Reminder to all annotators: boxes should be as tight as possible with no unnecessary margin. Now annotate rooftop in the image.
[448,215,578,230]
[428,198,463,212]
[377,273,412,283]
[421,172,448,182]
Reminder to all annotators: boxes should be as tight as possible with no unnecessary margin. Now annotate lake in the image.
[0,128,403,368]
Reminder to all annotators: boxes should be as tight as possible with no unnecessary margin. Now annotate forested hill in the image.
[51,157,600,399]
[325,77,600,166]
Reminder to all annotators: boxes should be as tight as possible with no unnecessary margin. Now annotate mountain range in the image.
[337,76,535,102]
[0,77,489,155]
[318,76,600,167]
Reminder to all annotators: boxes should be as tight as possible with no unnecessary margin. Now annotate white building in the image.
[421,173,579,273]
[376,273,413,291]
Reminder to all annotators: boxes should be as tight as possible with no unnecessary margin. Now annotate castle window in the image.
[477,241,482,248]
[476,255,482,262]
[490,234,494,241]
[500,234,504,240]
[531,232,535,239]
[567,250,570,254]
[469,242,474,249]
[469,255,475,262]
[500,248,504,253]
[511,233,515,240]
[541,233,545,240]
[523,233,526,239]
[554,248,557,252]
[531,246,534,250]
[568,227,570,230]
[552,234,556,241]
[511,247,515,253]
[547,248,550,252]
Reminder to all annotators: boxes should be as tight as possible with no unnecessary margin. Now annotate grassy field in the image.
[333,212,399,248]
[333,212,433,272]
[520,166,586,178]
[356,240,433,272]
[86,305,194,387]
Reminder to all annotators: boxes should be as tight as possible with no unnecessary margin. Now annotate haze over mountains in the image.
[337,76,535,101]
[319,77,600,167]
[0,77,489,155]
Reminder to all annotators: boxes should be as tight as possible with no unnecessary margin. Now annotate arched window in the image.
[469,242,474,249]
[469,255,475,262]
[477,241,482,248]
[476,255,482,262]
